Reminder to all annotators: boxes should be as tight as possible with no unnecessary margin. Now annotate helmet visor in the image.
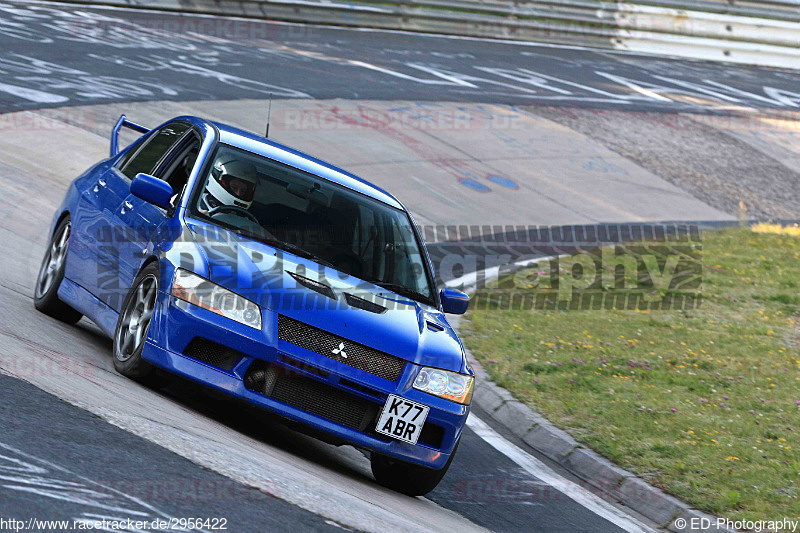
[220,175,256,202]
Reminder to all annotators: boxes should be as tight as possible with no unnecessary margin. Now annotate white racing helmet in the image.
[201,159,258,211]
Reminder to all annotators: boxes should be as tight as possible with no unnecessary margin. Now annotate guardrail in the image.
[59,0,800,69]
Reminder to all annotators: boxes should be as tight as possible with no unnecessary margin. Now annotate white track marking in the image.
[7,0,794,110]
[0,81,67,103]
[466,415,656,533]
[0,441,211,532]
[6,0,748,62]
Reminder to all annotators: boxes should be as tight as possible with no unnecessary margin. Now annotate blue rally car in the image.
[34,115,472,495]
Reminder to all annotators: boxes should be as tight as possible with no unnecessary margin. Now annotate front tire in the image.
[113,263,159,378]
[34,217,83,324]
[371,441,459,496]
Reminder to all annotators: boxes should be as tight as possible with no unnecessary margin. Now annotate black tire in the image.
[112,263,159,379]
[371,441,459,496]
[34,217,83,324]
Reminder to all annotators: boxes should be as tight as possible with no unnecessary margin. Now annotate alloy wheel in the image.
[35,222,70,299]
[115,273,158,362]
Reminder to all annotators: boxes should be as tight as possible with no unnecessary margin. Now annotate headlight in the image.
[413,367,474,404]
[172,269,262,330]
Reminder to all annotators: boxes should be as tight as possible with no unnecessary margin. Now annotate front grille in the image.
[244,361,446,450]
[183,338,242,371]
[244,361,380,432]
[277,315,406,382]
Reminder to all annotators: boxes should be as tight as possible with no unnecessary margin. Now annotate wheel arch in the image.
[140,254,160,270]
[139,254,163,285]
[52,210,70,237]
[128,254,164,293]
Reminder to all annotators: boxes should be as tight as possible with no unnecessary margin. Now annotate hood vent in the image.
[426,320,445,332]
[344,293,387,314]
[287,271,335,300]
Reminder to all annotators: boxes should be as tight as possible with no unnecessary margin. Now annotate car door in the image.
[67,140,146,305]
[115,125,201,300]
[95,122,192,310]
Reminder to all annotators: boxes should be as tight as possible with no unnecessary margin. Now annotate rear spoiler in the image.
[110,114,150,157]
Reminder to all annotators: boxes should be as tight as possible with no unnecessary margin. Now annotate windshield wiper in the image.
[229,228,428,301]
[232,229,336,268]
[290,247,337,269]
[371,280,433,306]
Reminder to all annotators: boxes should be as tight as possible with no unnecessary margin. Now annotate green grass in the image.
[463,228,800,522]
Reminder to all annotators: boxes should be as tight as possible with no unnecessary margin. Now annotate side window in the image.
[115,135,146,170]
[159,135,202,208]
[121,122,190,180]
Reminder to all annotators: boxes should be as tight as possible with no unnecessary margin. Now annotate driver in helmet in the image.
[199,159,258,215]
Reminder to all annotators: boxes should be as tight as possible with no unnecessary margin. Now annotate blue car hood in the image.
[185,221,466,373]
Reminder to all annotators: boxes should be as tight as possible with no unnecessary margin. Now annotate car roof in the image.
[203,119,404,210]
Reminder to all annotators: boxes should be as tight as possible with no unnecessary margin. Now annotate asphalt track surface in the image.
[0,0,799,113]
[2,1,800,532]
[0,372,342,532]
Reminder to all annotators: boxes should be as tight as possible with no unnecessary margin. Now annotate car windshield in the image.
[190,144,435,306]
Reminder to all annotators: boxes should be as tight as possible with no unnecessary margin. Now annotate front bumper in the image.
[143,293,469,469]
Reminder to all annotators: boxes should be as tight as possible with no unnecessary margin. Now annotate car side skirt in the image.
[57,278,119,338]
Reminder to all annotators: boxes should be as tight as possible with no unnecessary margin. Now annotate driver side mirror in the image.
[131,173,173,210]
[440,288,469,315]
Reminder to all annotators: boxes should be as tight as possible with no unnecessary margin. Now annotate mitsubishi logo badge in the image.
[332,342,348,359]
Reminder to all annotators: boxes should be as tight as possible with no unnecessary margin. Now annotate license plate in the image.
[376,395,429,444]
